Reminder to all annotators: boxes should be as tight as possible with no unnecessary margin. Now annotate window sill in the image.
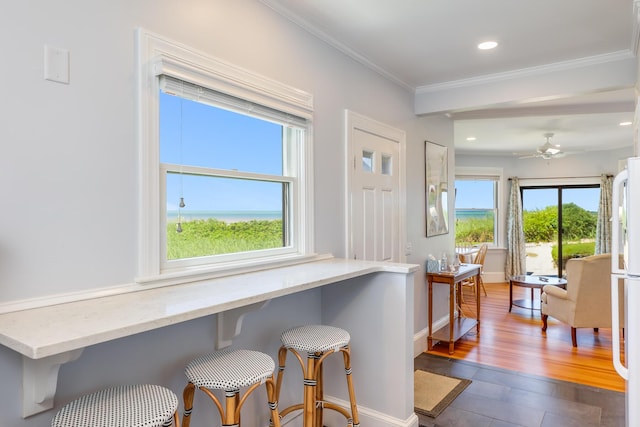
[138,253,333,287]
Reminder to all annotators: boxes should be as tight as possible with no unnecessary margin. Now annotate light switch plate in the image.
[44,45,69,84]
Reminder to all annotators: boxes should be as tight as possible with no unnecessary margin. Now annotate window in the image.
[137,29,314,283]
[454,168,503,247]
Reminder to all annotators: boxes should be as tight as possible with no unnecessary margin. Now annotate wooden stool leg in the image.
[315,356,323,427]
[342,346,359,426]
[182,382,195,427]
[304,352,317,427]
[275,346,288,402]
[223,389,239,426]
[265,376,282,427]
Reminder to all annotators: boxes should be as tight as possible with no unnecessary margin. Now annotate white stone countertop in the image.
[0,257,419,360]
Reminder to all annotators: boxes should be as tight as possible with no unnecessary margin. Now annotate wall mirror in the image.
[425,141,448,236]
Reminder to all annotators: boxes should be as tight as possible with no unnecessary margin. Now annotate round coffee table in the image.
[509,275,567,312]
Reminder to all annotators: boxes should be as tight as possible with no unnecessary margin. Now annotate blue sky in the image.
[160,92,284,212]
[455,180,600,212]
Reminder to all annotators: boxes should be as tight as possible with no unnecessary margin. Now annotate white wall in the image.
[404,115,455,340]
[0,1,441,426]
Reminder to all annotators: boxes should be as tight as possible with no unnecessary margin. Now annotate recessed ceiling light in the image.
[620,121,632,126]
[466,137,477,141]
[478,41,498,50]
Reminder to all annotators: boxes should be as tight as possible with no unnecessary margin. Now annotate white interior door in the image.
[346,111,405,262]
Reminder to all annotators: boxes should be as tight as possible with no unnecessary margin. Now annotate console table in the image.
[427,264,482,354]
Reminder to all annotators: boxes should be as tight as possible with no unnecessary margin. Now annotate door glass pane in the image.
[559,188,599,275]
[381,154,391,175]
[522,186,599,277]
[362,150,374,172]
[522,188,558,276]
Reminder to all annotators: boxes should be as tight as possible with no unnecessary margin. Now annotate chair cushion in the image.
[185,348,275,390]
[51,384,177,427]
[280,325,350,353]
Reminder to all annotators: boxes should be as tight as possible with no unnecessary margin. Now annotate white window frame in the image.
[454,167,504,248]
[136,28,315,285]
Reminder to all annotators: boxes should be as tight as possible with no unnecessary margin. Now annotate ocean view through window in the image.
[455,177,499,246]
[159,82,300,265]
[137,30,314,281]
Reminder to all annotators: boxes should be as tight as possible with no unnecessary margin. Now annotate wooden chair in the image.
[461,244,488,297]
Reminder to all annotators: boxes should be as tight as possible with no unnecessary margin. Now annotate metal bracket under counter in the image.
[0,257,418,418]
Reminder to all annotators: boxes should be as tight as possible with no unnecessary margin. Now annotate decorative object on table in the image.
[425,141,448,237]
[414,369,470,418]
[426,255,440,273]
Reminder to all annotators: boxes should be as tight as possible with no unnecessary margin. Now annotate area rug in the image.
[414,369,471,418]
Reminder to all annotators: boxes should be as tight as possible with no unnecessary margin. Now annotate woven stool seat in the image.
[185,348,275,390]
[182,348,281,427]
[280,324,350,353]
[51,384,179,427]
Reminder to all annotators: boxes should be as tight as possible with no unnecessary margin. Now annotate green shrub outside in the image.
[456,202,597,266]
[522,203,596,242]
[455,215,493,245]
[167,218,283,259]
[550,241,596,269]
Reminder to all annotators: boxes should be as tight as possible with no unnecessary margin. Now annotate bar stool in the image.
[182,347,281,427]
[275,325,359,427]
[51,384,180,427]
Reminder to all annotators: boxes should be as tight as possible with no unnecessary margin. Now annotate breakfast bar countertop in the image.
[0,256,418,360]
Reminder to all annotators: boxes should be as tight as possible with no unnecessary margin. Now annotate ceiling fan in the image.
[515,133,565,160]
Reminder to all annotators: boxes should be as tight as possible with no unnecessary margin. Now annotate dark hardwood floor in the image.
[426,281,625,392]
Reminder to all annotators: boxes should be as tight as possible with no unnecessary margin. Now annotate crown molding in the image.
[258,0,413,91]
[416,50,636,95]
[259,1,637,96]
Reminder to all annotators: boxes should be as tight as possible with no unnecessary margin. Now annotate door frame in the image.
[345,109,407,262]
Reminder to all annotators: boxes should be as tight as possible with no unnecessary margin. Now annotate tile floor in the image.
[415,353,625,427]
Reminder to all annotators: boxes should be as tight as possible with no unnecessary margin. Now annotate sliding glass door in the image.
[521,185,599,277]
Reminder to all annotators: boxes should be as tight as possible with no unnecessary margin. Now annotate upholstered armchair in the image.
[541,253,623,347]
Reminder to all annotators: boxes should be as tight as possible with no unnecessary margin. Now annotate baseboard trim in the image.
[413,315,449,357]
[483,271,506,283]
[319,396,419,427]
